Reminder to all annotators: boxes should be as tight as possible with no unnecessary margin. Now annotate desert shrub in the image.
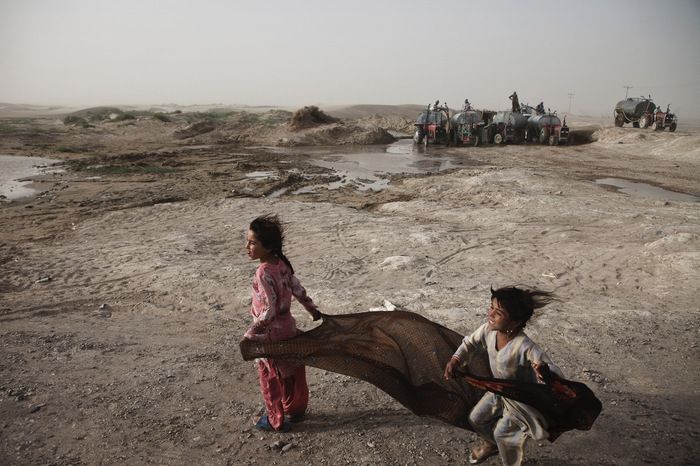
[63,115,89,126]
[239,112,261,124]
[204,110,236,120]
[78,107,123,122]
[111,112,136,122]
[153,113,171,122]
[64,107,132,124]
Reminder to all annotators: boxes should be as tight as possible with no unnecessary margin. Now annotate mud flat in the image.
[0,155,61,201]
[1,107,699,465]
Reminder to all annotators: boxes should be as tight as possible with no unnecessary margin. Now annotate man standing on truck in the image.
[509,91,521,112]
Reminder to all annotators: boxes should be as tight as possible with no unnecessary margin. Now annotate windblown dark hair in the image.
[249,214,295,274]
[490,286,556,328]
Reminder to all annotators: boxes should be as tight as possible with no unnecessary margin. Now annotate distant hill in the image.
[0,103,75,117]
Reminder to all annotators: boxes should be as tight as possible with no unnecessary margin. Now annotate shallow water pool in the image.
[595,177,699,203]
[0,155,62,201]
[297,139,476,192]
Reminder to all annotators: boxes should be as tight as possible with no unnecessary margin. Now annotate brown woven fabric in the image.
[239,311,600,437]
[460,370,602,441]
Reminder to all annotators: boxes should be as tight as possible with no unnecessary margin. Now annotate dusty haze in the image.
[1,0,699,117]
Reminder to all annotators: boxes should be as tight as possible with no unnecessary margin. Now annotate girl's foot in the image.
[255,415,291,432]
[468,441,498,464]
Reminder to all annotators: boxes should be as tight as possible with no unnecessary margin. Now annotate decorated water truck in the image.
[413,100,451,145]
[449,100,491,146]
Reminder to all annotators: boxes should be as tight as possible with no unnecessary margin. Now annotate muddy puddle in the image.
[0,155,63,201]
[261,139,477,195]
[595,177,699,203]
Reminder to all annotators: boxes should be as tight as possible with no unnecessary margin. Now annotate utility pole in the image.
[567,93,575,114]
[623,85,633,98]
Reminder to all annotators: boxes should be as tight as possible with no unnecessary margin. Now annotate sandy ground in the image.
[1,105,699,465]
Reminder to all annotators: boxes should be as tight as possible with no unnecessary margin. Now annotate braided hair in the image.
[249,214,295,274]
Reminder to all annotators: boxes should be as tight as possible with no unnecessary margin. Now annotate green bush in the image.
[111,112,136,122]
[63,115,89,126]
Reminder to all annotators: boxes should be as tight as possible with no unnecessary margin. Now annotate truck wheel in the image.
[549,135,558,146]
[651,121,659,131]
[614,114,624,127]
[539,128,549,144]
[413,129,424,144]
[639,115,649,129]
[669,122,677,132]
[494,133,504,144]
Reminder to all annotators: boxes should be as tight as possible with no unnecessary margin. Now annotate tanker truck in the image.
[527,112,570,145]
[488,110,529,144]
[449,99,492,146]
[413,100,451,145]
[614,96,657,128]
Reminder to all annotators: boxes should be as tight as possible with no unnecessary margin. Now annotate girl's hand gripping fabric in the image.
[532,361,555,384]
[309,307,322,321]
[444,355,462,380]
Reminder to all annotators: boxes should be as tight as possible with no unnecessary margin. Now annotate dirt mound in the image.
[594,126,693,145]
[591,126,700,162]
[281,122,396,146]
[357,115,414,134]
[290,106,339,130]
[593,127,654,144]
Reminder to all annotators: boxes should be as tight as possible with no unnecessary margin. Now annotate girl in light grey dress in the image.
[444,286,560,466]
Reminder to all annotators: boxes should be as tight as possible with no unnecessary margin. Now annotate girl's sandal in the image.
[468,441,499,464]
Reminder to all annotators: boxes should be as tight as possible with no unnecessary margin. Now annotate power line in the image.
[567,93,575,113]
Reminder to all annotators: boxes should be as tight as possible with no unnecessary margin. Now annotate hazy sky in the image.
[1,0,699,117]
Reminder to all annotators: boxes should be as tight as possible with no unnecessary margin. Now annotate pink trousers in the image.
[257,360,309,430]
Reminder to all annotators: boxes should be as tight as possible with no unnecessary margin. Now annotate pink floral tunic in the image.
[245,260,316,344]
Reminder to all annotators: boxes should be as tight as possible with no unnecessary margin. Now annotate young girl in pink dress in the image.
[244,214,321,432]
